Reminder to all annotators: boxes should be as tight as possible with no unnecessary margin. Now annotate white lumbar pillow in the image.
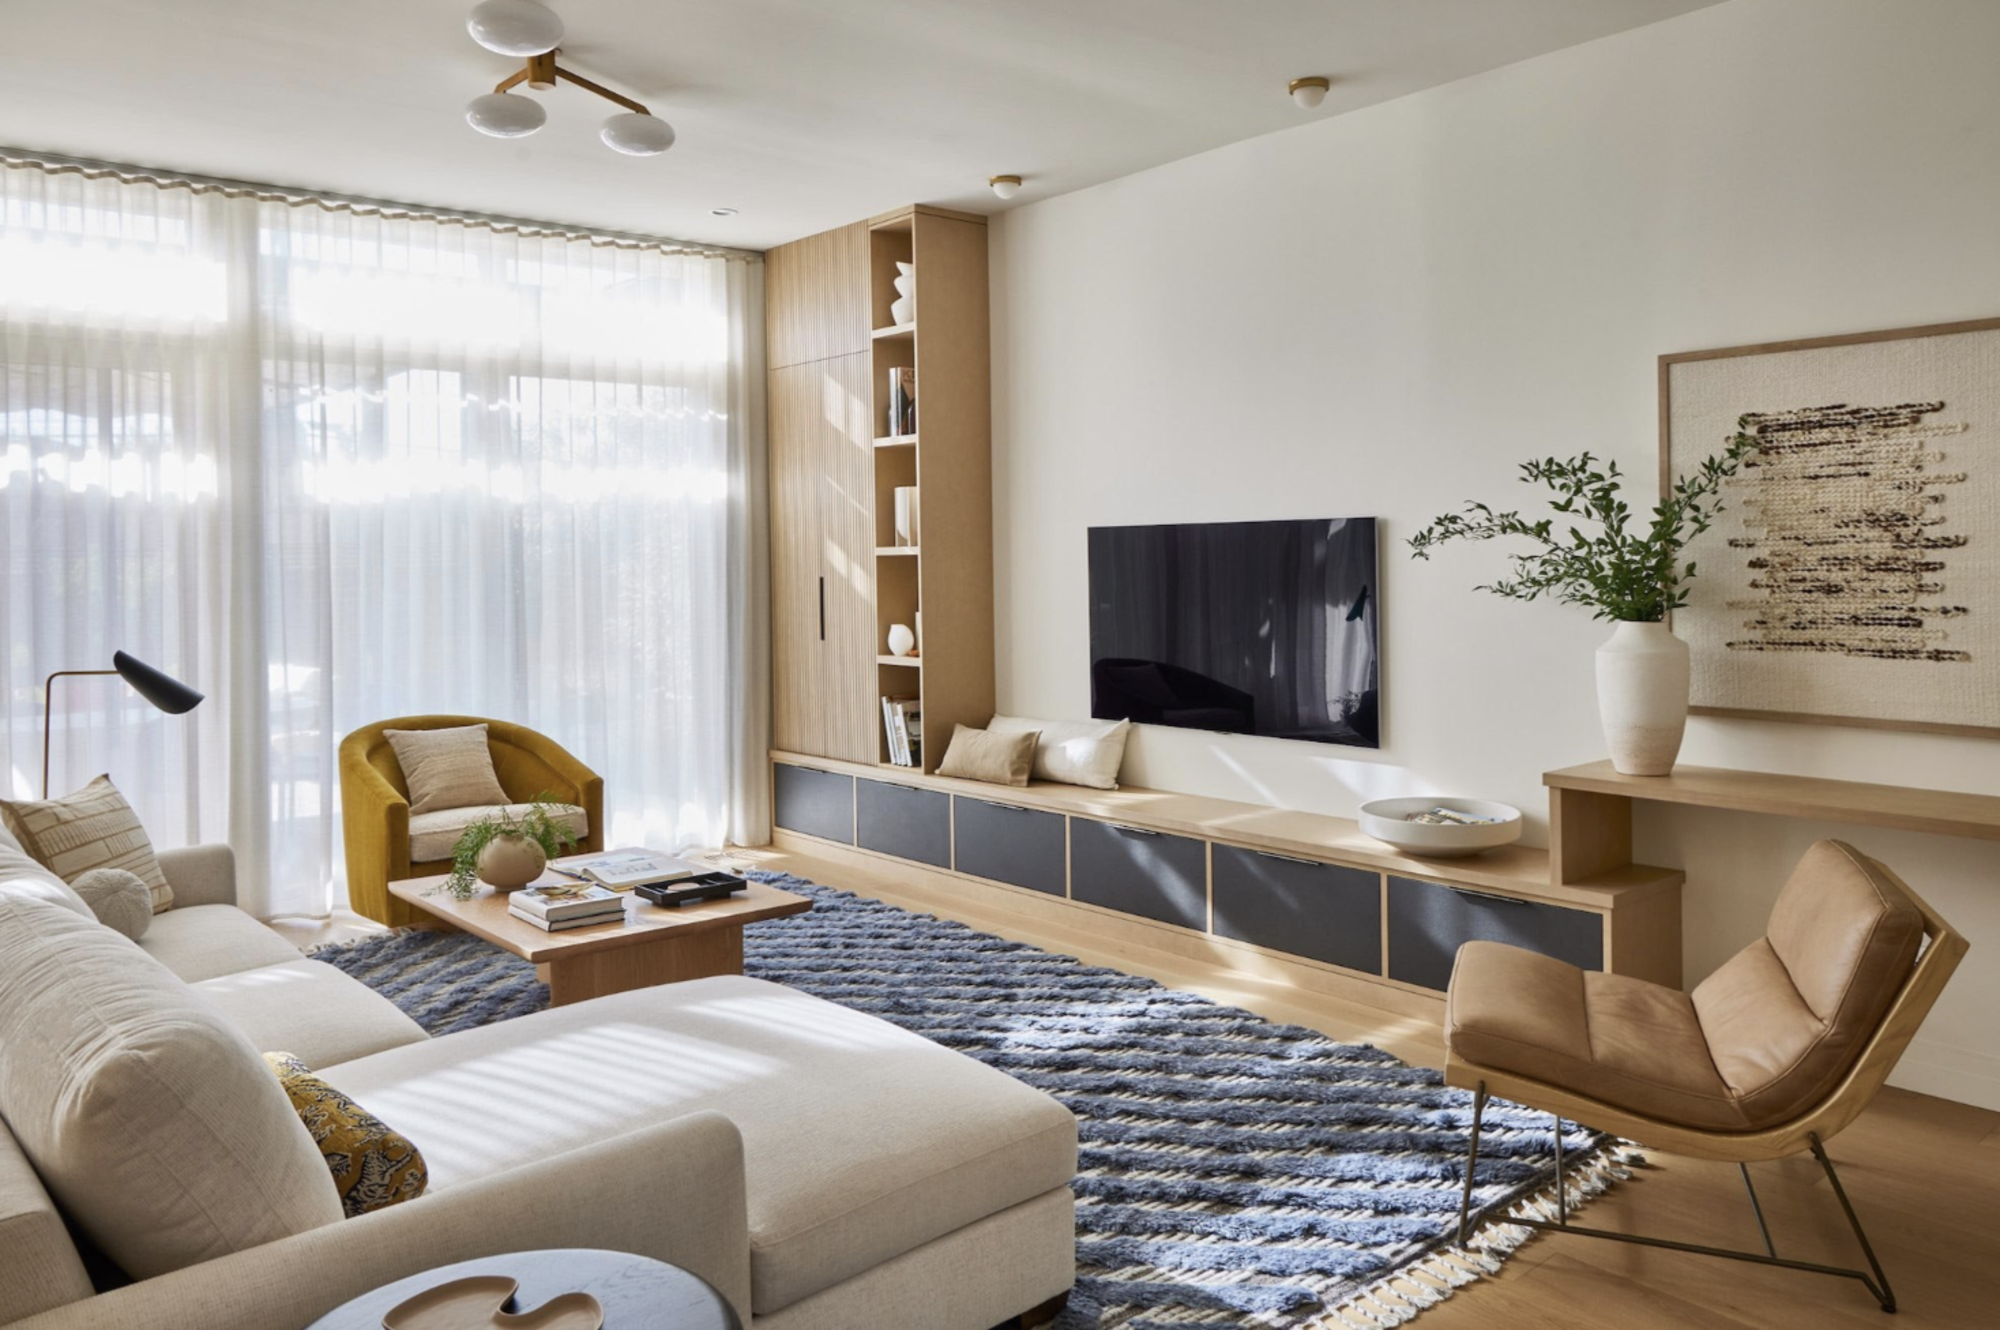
[0,896,342,1278]
[987,715,1132,790]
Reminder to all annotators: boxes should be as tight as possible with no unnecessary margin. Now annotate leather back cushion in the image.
[1692,840,1924,1129]
[0,896,342,1278]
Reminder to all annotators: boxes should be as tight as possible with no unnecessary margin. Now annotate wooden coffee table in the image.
[390,869,809,1006]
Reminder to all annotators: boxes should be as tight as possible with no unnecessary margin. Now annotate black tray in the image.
[635,872,748,909]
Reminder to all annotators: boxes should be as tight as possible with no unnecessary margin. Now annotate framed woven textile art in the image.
[1661,317,2000,738]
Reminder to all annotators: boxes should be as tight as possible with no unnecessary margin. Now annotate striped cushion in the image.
[384,724,510,816]
[1,775,172,912]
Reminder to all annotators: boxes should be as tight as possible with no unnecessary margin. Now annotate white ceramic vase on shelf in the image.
[889,262,914,326]
[1594,620,1690,776]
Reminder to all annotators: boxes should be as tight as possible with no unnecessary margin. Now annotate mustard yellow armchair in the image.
[338,715,605,926]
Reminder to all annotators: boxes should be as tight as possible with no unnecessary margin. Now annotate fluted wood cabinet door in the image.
[768,361,827,757]
[765,223,869,370]
[818,351,878,764]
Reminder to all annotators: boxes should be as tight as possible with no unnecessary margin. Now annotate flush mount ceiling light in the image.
[463,5,675,156]
[989,174,1023,200]
[1288,76,1331,110]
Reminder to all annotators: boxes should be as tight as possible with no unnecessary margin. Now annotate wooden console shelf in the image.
[1545,759,2000,886]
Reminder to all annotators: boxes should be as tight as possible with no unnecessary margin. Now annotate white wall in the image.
[988,0,2000,1108]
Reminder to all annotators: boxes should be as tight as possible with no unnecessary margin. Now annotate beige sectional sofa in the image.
[0,845,1077,1330]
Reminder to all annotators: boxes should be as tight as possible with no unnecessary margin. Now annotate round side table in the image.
[306,1249,740,1330]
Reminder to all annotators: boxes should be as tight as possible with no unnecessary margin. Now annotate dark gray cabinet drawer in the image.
[856,778,951,868]
[1212,846,1380,974]
[773,764,853,843]
[1387,876,1603,992]
[1070,819,1207,931]
[954,797,1066,895]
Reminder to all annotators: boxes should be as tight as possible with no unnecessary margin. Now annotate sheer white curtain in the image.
[0,159,768,918]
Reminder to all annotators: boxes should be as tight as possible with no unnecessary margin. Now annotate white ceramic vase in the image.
[890,262,914,325]
[887,623,917,657]
[1594,620,1691,776]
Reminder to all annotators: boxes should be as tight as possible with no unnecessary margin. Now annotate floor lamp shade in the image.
[41,652,205,795]
[112,651,204,714]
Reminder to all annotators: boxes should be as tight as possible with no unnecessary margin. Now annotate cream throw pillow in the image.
[987,715,1131,790]
[937,725,1039,787]
[0,897,342,1278]
[69,867,153,941]
[384,724,510,815]
[1,774,173,912]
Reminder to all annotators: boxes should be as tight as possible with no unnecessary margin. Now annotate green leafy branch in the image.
[432,794,581,900]
[1406,422,1761,622]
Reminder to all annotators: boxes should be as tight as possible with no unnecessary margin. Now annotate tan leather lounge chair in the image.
[1444,839,1966,1312]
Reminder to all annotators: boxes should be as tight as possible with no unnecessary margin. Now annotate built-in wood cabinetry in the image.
[766,205,994,772]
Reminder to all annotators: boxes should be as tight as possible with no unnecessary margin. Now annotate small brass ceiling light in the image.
[1289,76,1331,110]
[989,175,1023,200]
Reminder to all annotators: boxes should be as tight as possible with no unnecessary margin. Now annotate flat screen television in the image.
[1087,517,1379,748]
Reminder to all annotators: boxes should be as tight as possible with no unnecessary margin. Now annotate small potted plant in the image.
[433,797,581,900]
[1408,425,1760,775]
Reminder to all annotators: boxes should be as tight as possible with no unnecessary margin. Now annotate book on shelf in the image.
[550,849,702,890]
[510,882,626,922]
[881,696,921,767]
[888,367,916,436]
[508,902,624,932]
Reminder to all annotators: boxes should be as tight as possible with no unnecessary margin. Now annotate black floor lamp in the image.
[41,651,205,797]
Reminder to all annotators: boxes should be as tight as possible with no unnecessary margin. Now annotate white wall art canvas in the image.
[1662,318,2000,737]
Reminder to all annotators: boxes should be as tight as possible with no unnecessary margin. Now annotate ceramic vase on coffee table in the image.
[1595,620,1689,776]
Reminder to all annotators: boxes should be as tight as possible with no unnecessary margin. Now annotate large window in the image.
[0,161,764,916]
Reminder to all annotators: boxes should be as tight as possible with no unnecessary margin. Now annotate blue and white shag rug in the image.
[314,871,1629,1329]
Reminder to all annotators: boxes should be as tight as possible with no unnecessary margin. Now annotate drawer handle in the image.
[981,801,1033,813]
[1254,850,1321,867]
[1448,886,1529,907]
[1108,823,1158,837]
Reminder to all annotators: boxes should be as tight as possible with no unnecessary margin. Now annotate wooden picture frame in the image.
[1660,316,2000,739]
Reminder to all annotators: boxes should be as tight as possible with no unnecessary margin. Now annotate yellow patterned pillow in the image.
[263,1052,427,1218]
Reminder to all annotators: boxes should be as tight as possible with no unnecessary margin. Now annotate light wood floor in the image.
[748,843,2000,1330]
[281,850,1998,1327]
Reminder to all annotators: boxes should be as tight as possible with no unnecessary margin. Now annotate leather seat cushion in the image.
[406,803,588,864]
[1446,941,1747,1131]
[1692,840,1924,1129]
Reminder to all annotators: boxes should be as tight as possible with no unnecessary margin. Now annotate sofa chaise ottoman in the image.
[0,844,1077,1330]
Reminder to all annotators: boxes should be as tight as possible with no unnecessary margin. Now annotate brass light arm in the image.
[493,51,651,116]
[41,669,118,797]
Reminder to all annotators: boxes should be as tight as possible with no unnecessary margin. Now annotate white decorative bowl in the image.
[1357,798,1523,859]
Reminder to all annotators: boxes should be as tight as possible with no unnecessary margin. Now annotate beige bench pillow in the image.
[0,896,342,1277]
[987,715,1131,789]
[384,723,510,815]
[1,774,173,912]
[937,725,1039,786]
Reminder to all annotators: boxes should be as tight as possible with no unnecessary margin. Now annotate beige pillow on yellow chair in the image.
[1,774,174,912]
[384,723,511,816]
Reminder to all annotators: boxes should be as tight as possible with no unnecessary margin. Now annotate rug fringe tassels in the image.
[1313,1144,1638,1329]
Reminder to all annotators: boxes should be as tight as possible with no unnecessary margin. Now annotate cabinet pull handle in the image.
[818,577,826,642]
[1254,850,1321,867]
[980,800,1033,813]
[1108,823,1158,837]
[1447,885,1528,906]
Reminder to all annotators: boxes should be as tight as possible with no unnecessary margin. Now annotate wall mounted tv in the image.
[1087,517,1379,748]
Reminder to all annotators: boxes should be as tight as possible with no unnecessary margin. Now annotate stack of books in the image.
[507,882,626,932]
[881,696,922,766]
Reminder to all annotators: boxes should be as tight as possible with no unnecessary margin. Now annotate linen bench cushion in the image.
[139,904,307,982]
[1446,941,1746,1130]
[318,975,1078,1316]
[407,802,589,864]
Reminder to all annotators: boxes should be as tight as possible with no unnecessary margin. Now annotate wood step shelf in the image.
[1545,760,2000,884]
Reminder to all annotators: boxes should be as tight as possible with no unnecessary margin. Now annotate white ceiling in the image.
[1,1,1721,251]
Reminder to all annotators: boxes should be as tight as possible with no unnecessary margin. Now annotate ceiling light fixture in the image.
[989,175,1023,201]
[710,207,739,217]
[463,6,675,156]
[467,0,564,57]
[1288,76,1331,110]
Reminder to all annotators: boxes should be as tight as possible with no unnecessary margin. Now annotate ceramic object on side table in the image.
[1595,620,1690,776]
[1358,798,1522,859]
[475,832,547,891]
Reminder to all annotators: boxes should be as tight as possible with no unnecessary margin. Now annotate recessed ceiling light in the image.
[989,175,1023,200]
[1289,76,1331,110]
[710,207,738,217]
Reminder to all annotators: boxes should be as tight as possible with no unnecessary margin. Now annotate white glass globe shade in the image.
[1290,82,1328,110]
[467,0,564,56]
[600,112,676,156]
[465,92,547,138]
[989,176,1021,200]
